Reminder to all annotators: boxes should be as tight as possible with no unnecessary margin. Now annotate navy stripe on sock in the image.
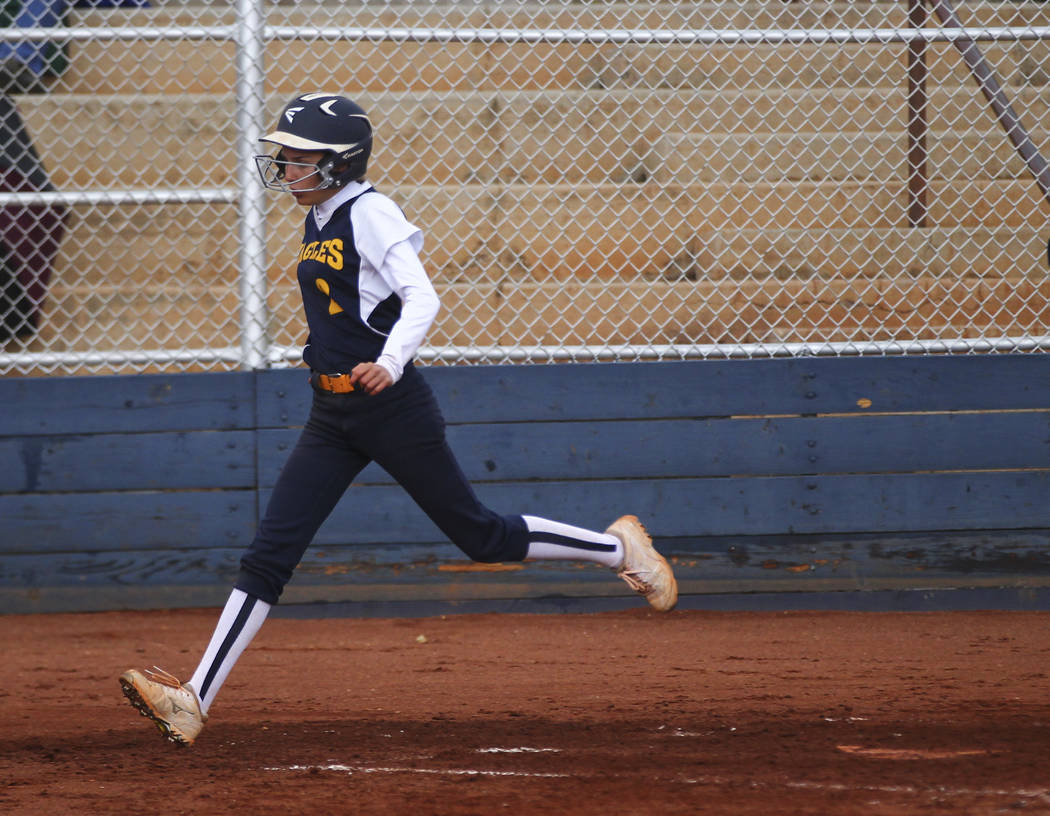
[198,594,258,700]
[527,530,617,552]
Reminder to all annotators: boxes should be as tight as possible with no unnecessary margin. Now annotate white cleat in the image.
[607,515,678,612]
[119,666,206,746]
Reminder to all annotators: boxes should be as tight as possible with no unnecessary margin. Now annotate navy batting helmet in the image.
[254,93,373,192]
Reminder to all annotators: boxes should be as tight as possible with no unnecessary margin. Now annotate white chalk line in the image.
[262,737,1048,804]
[476,747,562,754]
[264,763,570,779]
[783,779,1050,804]
[263,762,1050,803]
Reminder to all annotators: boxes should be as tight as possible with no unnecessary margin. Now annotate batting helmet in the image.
[254,92,373,192]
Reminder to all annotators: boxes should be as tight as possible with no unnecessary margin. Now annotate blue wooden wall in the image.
[2,356,1049,614]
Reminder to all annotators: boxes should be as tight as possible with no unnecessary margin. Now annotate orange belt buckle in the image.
[320,373,355,393]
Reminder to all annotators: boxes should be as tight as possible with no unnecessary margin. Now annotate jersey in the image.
[297,188,393,372]
[295,182,435,376]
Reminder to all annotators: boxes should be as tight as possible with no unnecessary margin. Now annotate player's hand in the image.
[349,362,393,395]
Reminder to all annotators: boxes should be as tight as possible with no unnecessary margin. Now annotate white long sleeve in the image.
[372,238,440,382]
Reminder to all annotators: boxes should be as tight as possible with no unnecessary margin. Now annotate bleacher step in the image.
[53,201,1048,288]
[39,273,1048,360]
[20,87,1050,188]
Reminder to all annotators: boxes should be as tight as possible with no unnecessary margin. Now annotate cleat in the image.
[607,515,678,612]
[119,666,206,746]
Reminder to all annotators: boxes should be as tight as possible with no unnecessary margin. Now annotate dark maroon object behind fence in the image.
[0,93,69,342]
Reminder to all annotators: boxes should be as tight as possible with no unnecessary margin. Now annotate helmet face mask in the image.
[254,151,334,193]
[254,93,372,193]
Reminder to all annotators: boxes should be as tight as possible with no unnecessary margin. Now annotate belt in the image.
[310,371,357,394]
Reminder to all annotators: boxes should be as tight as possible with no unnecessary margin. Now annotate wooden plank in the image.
[0,547,242,591]
[14,463,1031,560]
[5,528,1048,614]
[257,411,1050,486]
[680,529,1050,584]
[0,371,256,436]
[274,529,1050,596]
[0,430,256,494]
[277,470,1050,545]
[254,356,1050,428]
[0,490,257,554]
[0,585,234,615]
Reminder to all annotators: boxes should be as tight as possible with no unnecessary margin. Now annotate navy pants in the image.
[236,364,529,604]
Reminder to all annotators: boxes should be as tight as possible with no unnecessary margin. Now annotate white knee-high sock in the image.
[522,515,624,568]
[188,588,271,715]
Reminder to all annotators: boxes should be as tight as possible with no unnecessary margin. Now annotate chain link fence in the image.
[1,0,1049,377]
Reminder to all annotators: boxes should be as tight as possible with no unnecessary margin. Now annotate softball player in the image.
[119,93,677,746]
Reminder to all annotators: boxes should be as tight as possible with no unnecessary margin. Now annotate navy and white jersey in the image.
[296,180,440,380]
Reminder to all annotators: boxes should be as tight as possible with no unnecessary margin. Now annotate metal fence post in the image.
[234,0,269,370]
[906,0,929,228]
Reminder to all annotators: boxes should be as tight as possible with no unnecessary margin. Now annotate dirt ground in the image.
[1,607,1049,816]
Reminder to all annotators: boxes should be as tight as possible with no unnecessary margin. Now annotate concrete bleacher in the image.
[12,1,1050,360]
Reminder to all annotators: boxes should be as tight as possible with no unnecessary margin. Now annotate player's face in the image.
[281,149,339,206]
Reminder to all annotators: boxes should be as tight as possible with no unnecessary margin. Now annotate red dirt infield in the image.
[2,607,1048,815]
